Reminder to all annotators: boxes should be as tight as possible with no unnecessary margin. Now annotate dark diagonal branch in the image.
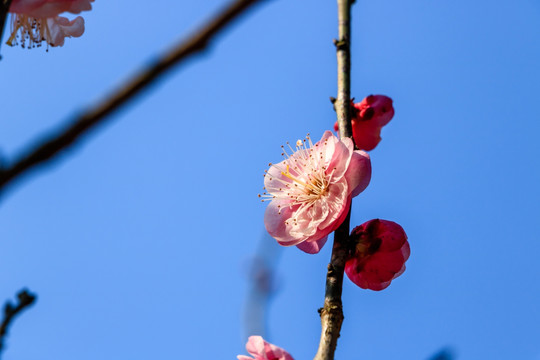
[0,0,14,58]
[314,1,354,359]
[0,289,37,358]
[0,0,268,193]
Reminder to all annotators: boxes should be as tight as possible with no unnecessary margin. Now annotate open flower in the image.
[333,95,395,151]
[260,131,371,254]
[7,0,93,48]
[345,219,410,291]
[238,336,294,360]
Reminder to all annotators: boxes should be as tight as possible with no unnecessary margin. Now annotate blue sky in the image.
[1,0,539,359]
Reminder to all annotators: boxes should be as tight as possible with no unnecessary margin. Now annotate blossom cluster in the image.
[7,0,94,48]
[261,95,410,291]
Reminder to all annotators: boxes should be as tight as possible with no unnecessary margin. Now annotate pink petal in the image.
[240,336,294,360]
[66,0,93,14]
[400,239,411,262]
[328,195,352,232]
[325,134,352,181]
[46,15,84,46]
[264,161,290,195]
[9,0,47,15]
[358,95,394,127]
[264,200,304,246]
[393,263,407,278]
[263,341,294,360]
[11,0,93,18]
[317,181,348,231]
[296,236,328,254]
[245,336,267,358]
[318,129,336,146]
[289,202,328,239]
[345,150,371,198]
[365,280,392,291]
[351,123,382,152]
[364,251,408,280]
[374,220,408,252]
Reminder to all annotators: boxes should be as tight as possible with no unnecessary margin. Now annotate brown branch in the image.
[0,0,269,193]
[314,0,354,359]
[0,0,14,59]
[0,289,37,358]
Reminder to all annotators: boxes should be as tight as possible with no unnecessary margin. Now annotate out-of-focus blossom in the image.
[7,0,93,48]
[345,219,410,291]
[333,95,395,151]
[238,336,294,360]
[260,131,371,254]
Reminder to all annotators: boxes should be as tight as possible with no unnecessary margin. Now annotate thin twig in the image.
[0,289,37,358]
[0,0,14,59]
[0,0,268,193]
[314,0,354,359]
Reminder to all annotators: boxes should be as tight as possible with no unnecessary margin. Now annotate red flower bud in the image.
[345,219,410,291]
[333,95,395,151]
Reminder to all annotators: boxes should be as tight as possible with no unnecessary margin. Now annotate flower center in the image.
[280,163,328,201]
[259,134,334,213]
[6,14,51,50]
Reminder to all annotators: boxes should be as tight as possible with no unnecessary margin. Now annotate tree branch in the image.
[0,0,269,193]
[0,289,37,358]
[314,1,354,359]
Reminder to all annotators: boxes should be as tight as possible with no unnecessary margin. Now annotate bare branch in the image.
[314,1,354,359]
[0,0,269,193]
[0,289,37,358]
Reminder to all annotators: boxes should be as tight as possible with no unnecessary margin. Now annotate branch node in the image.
[333,39,347,50]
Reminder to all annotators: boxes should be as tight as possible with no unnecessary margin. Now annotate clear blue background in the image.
[1,0,539,359]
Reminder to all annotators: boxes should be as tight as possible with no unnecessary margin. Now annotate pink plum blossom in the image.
[261,131,371,254]
[7,0,93,48]
[333,95,395,151]
[238,336,294,360]
[345,219,410,291]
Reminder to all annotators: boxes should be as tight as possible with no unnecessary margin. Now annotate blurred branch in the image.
[0,0,13,59]
[428,348,456,360]
[0,289,37,358]
[0,0,269,193]
[243,233,282,340]
[314,0,354,360]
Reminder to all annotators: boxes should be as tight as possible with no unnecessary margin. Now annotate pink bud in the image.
[333,95,395,151]
[345,219,410,291]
